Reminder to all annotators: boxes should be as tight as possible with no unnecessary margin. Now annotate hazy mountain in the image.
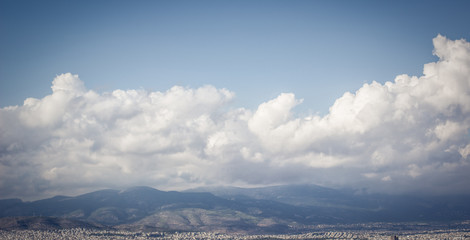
[186,184,470,222]
[1,187,238,225]
[1,185,470,233]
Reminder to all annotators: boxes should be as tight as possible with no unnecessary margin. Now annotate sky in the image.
[1,0,470,200]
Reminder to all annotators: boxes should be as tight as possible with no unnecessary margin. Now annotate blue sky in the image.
[2,0,469,114]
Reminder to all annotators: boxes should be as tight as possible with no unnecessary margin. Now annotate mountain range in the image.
[1,185,469,233]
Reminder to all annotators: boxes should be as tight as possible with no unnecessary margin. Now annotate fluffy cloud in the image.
[1,35,470,199]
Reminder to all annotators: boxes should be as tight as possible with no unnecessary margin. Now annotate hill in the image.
[0,216,105,230]
[1,185,470,233]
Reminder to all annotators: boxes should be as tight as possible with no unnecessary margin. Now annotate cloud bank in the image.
[1,35,470,199]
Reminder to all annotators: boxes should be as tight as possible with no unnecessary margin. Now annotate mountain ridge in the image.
[1,185,470,233]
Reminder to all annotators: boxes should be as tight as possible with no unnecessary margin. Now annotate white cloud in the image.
[381,176,392,182]
[51,73,86,94]
[1,35,470,199]
[459,144,470,159]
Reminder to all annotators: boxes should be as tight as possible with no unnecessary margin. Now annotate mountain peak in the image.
[119,186,162,194]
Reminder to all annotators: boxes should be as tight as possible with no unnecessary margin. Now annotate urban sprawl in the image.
[1,228,469,240]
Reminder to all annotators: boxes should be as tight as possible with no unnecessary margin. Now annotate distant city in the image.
[1,223,470,240]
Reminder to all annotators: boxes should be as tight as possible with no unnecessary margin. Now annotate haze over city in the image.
[1,0,470,201]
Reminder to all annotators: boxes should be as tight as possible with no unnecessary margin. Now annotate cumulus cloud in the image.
[1,35,470,199]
